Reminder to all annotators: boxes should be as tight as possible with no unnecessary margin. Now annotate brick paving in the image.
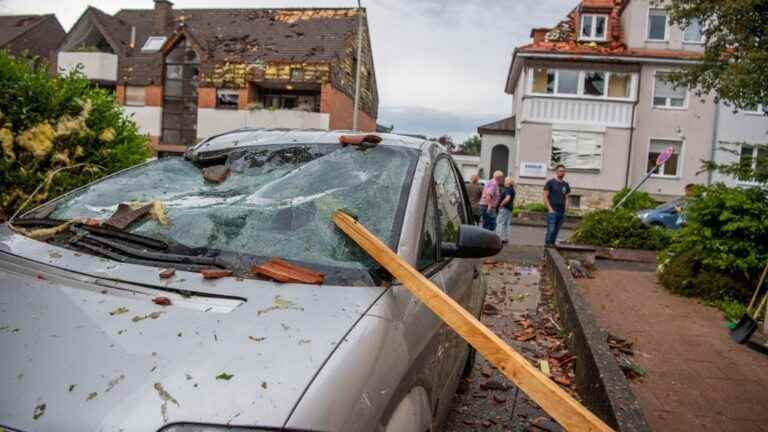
[578,261,768,432]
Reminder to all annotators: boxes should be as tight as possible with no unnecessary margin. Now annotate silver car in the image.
[0,130,500,432]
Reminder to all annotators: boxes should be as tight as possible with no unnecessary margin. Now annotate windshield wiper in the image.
[72,232,219,267]
[73,242,212,273]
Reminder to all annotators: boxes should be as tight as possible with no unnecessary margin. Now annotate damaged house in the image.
[58,1,379,153]
[500,0,768,211]
[0,14,65,63]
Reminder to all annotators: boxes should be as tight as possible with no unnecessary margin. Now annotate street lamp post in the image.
[352,0,364,132]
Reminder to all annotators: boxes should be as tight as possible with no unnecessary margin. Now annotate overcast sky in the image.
[1,0,574,142]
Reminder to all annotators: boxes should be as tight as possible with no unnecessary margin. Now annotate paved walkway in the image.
[578,261,768,432]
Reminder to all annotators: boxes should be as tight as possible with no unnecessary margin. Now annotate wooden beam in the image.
[333,211,615,432]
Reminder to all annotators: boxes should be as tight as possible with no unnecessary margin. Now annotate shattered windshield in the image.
[49,143,419,273]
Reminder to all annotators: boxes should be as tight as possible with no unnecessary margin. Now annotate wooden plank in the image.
[333,211,615,432]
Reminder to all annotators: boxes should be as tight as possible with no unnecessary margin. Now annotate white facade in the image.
[711,104,768,187]
[123,106,162,138]
[479,133,516,180]
[57,52,118,83]
[451,155,481,181]
[197,109,330,139]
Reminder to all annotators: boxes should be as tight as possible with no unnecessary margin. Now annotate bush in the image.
[658,184,768,302]
[571,209,671,250]
[612,187,661,211]
[512,202,548,217]
[0,50,150,221]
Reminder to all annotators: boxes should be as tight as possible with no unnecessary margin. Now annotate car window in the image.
[417,188,439,271]
[433,158,466,244]
[49,144,419,272]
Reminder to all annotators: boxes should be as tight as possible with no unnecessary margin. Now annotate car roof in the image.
[188,128,432,158]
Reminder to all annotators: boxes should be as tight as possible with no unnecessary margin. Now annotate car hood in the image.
[0,228,386,431]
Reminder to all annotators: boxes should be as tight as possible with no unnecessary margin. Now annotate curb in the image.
[544,248,651,432]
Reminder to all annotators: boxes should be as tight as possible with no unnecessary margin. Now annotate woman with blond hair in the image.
[496,176,516,244]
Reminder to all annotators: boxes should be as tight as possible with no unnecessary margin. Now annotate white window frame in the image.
[646,8,669,42]
[742,104,766,116]
[549,129,605,172]
[737,143,766,185]
[682,18,705,44]
[141,36,168,53]
[528,68,637,101]
[580,14,608,41]
[216,88,240,110]
[652,71,688,110]
[648,138,684,178]
[124,85,146,107]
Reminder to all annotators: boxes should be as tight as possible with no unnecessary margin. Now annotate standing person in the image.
[480,171,504,231]
[543,164,570,246]
[465,175,483,225]
[496,177,516,244]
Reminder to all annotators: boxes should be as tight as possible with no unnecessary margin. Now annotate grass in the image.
[703,297,747,323]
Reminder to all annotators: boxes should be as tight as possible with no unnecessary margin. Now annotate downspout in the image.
[624,71,642,188]
[707,98,720,185]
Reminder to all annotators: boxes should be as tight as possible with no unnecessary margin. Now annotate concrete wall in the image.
[58,52,118,82]
[451,155,481,181]
[516,122,631,193]
[622,0,705,54]
[123,106,162,140]
[629,64,716,197]
[711,105,768,186]
[479,133,515,180]
[197,108,330,139]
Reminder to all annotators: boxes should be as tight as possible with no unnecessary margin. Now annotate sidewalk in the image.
[577,261,768,432]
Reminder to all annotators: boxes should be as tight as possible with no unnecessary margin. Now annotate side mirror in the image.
[441,224,502,259]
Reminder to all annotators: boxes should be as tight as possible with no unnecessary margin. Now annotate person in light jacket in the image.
[479,171,504,231]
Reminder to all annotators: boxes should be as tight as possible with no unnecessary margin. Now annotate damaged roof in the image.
[0,14,54,47]
[113,7,361,63]
[478,117,516,136]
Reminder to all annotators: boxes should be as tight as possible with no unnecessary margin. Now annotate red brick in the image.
[115,85,126,104]
[320,82,376,132]
[145,85,163,107]
[198,87,216,109]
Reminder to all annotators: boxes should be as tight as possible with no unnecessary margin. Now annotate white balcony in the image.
[522,97,634,129]
[57,52,118,83]
[197,108,331,139]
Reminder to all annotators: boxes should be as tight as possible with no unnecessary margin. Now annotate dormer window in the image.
[580,14,607,41]
[141,36,167,53]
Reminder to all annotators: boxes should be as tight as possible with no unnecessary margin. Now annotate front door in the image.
[162,39,199,147]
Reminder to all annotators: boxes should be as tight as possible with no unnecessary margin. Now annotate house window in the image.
[557,70,580,94]
[125,86,146,106]
[743,104,766,115]
[551,130,604,171]
[290,68,304,81]
[569,195,582,209]
[653,73,686,108]
[739,144,768,181]
[532,68,555,94]
[648,9,668,41]
[141,36,167,52]
[683,18,704,43]
[608,73,631,98]
[648,139,682,177]
[583,72,606,96]
[581,14,607,41]
[216,89,240,110]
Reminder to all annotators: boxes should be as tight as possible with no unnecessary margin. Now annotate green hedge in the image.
[658,184,768,302]
[612,187,662,212]
[572,209,671,250]
[0,50,150,221]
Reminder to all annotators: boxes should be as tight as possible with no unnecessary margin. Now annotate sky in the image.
[0,0,574,142]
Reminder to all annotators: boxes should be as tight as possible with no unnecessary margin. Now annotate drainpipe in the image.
[352,0,364,132]
[707,97,720,185]
[624,72,642,188]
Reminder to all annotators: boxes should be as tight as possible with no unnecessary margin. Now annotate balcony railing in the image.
[197,108,330,139]
[57,52,118,83]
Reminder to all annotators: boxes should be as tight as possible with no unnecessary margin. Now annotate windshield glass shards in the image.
[49,143,419,273]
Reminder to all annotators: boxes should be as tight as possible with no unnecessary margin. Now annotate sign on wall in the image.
[520,161,548,178]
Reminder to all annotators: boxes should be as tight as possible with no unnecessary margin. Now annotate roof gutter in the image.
[516,52,702,66]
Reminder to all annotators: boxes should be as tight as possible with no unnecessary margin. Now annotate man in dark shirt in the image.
[543,164,571,246]
[465,175,483,225]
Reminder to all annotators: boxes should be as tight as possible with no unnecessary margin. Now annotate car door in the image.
[431,157,479,418]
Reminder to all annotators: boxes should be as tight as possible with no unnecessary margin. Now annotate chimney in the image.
[153,0,174,34]
[530,28,550,44]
